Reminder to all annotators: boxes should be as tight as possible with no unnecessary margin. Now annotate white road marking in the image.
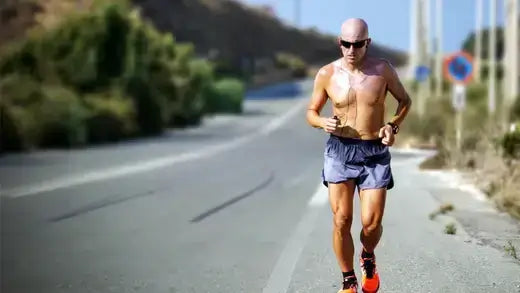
[3,98,308,198]
[308,183,329,207]
[263,183,328,293]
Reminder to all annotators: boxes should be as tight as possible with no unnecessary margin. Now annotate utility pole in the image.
[474,0,483,82]
[504,0,511,108]
[416,0,431,116]
[424,0,432,100]
[510,0,519,100]
[408,0,419,80]
[434,0,443,98]
[294,0,301,27]
[503,0,519,128]
[488,0,497,115]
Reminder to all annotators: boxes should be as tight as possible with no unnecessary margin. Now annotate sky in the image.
[238,0,507,54]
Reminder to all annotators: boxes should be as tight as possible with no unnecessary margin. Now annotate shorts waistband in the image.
[329,134,383,145]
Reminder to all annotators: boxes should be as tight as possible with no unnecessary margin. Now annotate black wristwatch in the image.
[387,122,399,134]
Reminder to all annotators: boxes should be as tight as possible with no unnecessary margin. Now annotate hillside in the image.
[1,0,407,83]
[133,0,408,69]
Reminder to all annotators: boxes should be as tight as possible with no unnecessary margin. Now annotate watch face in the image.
[388,123,398,134]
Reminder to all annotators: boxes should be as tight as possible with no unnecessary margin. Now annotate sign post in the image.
[443,51,474,150]
[452,84,466,150]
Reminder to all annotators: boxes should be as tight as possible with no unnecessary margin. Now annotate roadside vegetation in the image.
[392,24,520,220]
[393,75,520,220]
[0,1,245,152]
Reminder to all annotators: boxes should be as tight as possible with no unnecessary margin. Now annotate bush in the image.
[83,90,137,143]
[2,82,89,149]
[0,1,247,151]
[274,52,308,78]
[36,86,89,147]
[510,96,520,121]
[0,102,23,152]
[170,58,214,127]
[206,78,245,114]
[501,130,520,159]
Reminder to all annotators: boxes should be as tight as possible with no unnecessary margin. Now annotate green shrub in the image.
[7,85,89,149]
[206,78,245,114]
[274,52,308,78]
[0,102,23,152]
[510,96,520,121]
[35,86,89,148]
[0,1,245,151]
[170,58,214,127]
[83,90,137,143]
[501,130,520,158]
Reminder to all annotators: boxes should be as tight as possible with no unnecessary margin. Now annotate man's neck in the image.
[341,56,367,74]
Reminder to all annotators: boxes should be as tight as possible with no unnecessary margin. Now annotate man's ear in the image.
[366,38,372,47]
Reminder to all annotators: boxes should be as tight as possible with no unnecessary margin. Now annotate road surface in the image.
[1,80,519,293]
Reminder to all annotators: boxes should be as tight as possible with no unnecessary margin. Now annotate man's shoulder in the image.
[314,60,338,81]
[367,57,394,70]
[367,57,397,79]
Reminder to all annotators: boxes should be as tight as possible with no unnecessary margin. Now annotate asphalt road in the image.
[1,80,519,293]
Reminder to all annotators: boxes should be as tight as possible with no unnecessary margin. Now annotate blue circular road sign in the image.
[415,65,430,82]
[444,52,474,84]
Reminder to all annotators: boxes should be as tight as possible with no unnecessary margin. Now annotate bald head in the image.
[340,18,369,41]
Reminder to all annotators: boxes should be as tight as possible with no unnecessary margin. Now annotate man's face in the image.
[339,37,370,65]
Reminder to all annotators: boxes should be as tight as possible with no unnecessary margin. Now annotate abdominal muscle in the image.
[331,103,385,140]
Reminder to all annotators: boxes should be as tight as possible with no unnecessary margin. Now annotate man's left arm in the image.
[383,60,412,128]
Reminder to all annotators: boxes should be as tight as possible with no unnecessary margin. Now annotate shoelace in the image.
[362,258,375,279]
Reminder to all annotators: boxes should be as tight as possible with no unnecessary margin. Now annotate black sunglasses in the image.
[340,39,368,49]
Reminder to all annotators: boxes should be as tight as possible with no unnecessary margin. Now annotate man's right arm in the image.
[306,68,329,129]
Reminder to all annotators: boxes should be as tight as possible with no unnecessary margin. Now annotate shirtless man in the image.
[306,18,412,293]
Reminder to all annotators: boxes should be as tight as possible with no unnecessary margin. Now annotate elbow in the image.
[405,95,412,107]
[306,109,318,128]
[305,110,312,126]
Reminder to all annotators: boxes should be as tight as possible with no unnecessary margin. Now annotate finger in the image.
[379,127,385,138]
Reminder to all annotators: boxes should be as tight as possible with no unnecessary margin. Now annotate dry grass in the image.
[460,130,520,220]
[396,80,520,221]
[429,202,455,220]
[504,240,518,260]
[486,162,520,220]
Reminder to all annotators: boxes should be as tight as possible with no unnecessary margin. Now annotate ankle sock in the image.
[342,270,356,289]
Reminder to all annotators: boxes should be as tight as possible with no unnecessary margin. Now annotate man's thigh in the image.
[359,188,386,228]
[328,180,357,215]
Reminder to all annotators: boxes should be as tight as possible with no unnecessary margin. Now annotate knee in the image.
[362,218,382,235]
[333,212,353,232]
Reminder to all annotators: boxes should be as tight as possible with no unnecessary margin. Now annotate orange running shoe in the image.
[337,275,358,293]
[360,251,380,293]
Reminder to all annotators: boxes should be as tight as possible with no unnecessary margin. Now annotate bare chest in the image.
[327,72,387,107]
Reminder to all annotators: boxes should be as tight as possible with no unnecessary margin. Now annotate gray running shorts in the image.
[321,134,394,190]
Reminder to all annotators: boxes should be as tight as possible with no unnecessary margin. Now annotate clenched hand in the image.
[378,124,395,146]
[320,116,339,133]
